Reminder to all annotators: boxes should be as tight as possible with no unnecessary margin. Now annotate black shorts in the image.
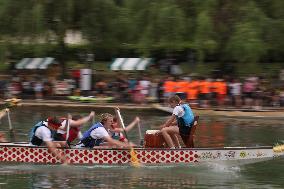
[177,118,193,136]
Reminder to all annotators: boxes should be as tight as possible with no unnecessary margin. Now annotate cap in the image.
[47,116,62,129]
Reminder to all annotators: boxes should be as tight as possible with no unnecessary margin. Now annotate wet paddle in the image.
[6,109,15,141]
[65,114,71,146]
[137,120,144,147]
[115,109,140,167]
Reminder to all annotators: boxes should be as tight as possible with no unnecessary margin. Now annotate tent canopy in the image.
[15,57,56,69]
[110,58,151,71]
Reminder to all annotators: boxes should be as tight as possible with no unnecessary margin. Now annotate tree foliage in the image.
[0,0,283,64]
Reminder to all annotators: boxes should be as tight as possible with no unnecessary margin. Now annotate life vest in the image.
[80,122,104,148]
[110,131,126,142]
[176,104,195,136]
[29,121,50,146]
[111,131,120,140]
[62,127,80,143]
[52,117,81,143]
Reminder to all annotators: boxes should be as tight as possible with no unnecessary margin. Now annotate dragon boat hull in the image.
[0,143,283,165]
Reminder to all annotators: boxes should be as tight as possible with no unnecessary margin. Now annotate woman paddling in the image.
[109,107,140,142]
[79,113,134,148]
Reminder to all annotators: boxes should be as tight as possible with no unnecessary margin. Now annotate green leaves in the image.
[0,0,283,64]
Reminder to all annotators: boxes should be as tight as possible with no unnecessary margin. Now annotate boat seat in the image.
[181,116,199,148]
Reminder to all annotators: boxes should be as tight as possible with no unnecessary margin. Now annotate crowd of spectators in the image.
[1,73,284,109]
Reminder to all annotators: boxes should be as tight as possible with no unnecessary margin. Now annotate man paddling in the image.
[53,111,95,144]
[79,113,134,148]
[29,117,69,164]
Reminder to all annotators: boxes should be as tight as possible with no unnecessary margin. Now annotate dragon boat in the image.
[0,142,283,166]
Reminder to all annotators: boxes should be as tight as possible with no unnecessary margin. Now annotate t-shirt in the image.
[34,126,52,142]
[173,105,185,117]
[230,83,242,96]
[90,127,109,139]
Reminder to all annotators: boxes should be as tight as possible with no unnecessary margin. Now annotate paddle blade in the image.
[273,144,284,153]
[130,148,140,167]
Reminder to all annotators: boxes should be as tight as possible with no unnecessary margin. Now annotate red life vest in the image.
[63,127,80,143]
[58,117,81,143]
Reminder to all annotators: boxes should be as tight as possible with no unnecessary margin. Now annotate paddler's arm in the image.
[69,111,95,127]
[103,135,134,148]
[112,117,140,133]
[160,115,176,129]
[45,141,69,164]
[125,117,140,132]
[0,108,8,120]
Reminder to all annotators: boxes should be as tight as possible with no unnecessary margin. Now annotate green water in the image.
[0,106,284,189]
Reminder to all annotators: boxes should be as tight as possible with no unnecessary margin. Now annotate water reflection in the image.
[1,160,283,189]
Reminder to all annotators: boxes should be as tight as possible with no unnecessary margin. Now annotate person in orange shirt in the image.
[186,78,200,108]
[198,77,211,108]
[216,79,227,107]
[163,76,175,100]
[175,77,189,101]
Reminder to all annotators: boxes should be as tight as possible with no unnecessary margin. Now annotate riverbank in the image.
[4,99,284,119]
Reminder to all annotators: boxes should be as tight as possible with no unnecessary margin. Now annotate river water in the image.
[0,106,283,189]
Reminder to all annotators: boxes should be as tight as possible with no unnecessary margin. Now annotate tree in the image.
[193,0,218,63]
[137,1,187,56]
[226,1,268,63]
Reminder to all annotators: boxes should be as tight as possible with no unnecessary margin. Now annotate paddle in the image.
[65,114,71,146]
[137,119,144,147]
[115,109,140,167]
[6,109,15,141]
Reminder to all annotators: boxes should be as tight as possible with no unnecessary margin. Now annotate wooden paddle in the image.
[115,109,140,167]
[65,114,71,146]
[6,109,15,141]
[137,119,144,147]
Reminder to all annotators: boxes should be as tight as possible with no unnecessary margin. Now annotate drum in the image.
[144,130,165,148]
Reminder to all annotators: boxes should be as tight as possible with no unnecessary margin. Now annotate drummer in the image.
[79,113,134,148]
[160,95,195,148]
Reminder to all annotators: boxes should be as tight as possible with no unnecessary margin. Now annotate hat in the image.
[47,116,62,129]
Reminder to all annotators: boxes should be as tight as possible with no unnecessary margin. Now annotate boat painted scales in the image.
[0,143,283,165]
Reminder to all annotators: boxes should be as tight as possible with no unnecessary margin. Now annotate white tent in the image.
[110,58,151,71]
[15,57,56,69]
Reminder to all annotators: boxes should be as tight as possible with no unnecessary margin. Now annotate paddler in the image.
[110,107,140,142]
[52,111,95,144]
[29,117,71,164]
[79,113,135,148]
